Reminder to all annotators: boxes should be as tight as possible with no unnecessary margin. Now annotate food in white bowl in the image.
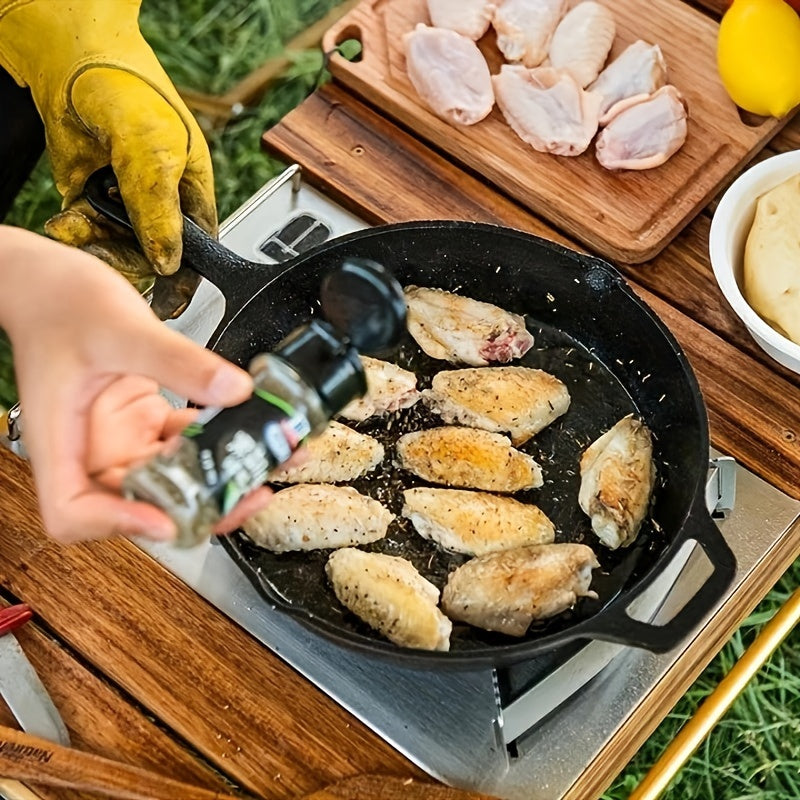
[744,174,800,344]
[708,150,800,375]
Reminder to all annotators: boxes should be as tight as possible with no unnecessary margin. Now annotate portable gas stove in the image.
[139,166,800,800]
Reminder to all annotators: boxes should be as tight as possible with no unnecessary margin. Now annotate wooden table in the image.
[2,1,800,798]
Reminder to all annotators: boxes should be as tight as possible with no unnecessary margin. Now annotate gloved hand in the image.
[0,0,216,318]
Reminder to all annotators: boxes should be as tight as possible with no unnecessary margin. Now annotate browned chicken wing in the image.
[405,286,533,366]
[396,426,543,492]
[441,543,599,636]
[578,416,656,549]
[424,366,570,445]
[326,548,452,651]
[402,487,555,555]
[338,356,420,422]
[243,484,392,552]
[270,421,384,484]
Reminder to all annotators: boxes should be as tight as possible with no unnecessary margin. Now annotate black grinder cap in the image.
[273,259,407,415]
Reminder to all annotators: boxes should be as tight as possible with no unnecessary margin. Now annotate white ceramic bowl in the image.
[709,150,800,375]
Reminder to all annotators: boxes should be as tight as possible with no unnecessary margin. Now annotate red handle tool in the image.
[0,603,33,635]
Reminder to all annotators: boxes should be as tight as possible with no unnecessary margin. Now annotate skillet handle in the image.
[82,166,284,313]
[579,509,737,652]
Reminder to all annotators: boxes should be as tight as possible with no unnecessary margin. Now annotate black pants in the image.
[0,66,45,221]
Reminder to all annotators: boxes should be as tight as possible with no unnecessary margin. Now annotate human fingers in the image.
[90,407,200,485]
[41,490,178,544]
[162,408,200,438]
[280,445,309,472]
[104,320,253,409]
[85,377,196,476]
[23,380,176,544]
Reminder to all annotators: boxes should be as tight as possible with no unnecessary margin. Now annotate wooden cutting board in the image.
[321,0,794,264]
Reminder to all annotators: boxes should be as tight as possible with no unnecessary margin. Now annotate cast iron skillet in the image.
[86,169,737,669]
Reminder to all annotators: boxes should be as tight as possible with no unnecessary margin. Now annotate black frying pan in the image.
[85,169,736,669]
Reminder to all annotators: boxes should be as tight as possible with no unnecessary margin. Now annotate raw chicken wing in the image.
[595,85,687,171]
[424,366,570,445]
[402,487,555,555]
[589,40,667,124]
[270,421,383,483]
[493,65,601,156]
[404,24,494,126]
[243,484,392,552]
[548,1,616,88]
[405,286,533,365]
[492,0,568,67]
[427,0,495,40]
[338,356,420,422]
[326,548,452,651]
[441,543,599,636]
[396,426,543,492]
[578,416,656,549]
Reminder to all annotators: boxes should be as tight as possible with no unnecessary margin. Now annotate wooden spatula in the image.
[0,724,496,800]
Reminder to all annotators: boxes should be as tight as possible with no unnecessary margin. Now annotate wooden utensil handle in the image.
[0,725,246,800]
[0,778,47,800]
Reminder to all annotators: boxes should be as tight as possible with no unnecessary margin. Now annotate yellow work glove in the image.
[0,0,216,318]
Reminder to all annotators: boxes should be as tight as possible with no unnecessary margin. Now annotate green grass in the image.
[5,2,800,797]
[602,565,800,800]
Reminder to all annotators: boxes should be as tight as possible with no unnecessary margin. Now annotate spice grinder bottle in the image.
[122,258,406,547]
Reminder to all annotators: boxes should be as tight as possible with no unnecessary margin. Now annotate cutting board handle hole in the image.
[332,25,364,63]
[737,107,770,128]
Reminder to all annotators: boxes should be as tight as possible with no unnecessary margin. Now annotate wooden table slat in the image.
[0,454,421,799]
[0,600,234,800]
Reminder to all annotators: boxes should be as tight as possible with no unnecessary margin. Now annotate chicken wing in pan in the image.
[402,487,555,556]
[442,543,599,636]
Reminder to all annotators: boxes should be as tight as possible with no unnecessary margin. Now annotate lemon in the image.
[717,0,800,117]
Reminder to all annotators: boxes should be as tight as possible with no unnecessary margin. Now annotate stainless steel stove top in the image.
[142,166,800,799]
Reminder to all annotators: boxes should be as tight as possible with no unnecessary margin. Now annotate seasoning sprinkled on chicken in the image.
[270,421,383,483]
[397,426,543,492]
[338,356,420,422]
[405,286,533,366]
[326,548,452,651]
[424,365,570,445]
[243,485,392,552]
[442,543,599,636]
[402,487,555,555]
[578,416,656,549]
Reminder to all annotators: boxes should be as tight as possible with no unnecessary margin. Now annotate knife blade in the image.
[0,631,70,747]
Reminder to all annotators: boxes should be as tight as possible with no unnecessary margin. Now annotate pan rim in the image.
[215,220,717,666]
